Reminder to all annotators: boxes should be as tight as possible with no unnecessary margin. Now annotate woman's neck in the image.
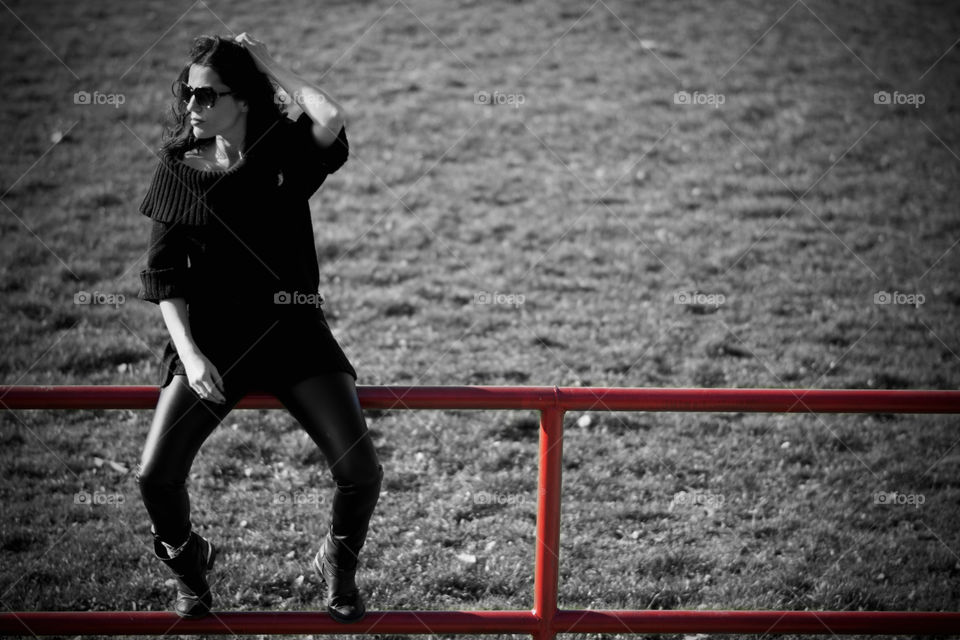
[214,136,244,163]
[212,116,247,163]
[192,133,244,167]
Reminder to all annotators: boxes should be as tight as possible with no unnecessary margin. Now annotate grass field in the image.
[1,0,959,639]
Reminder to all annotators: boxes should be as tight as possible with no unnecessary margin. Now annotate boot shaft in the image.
[152,530,214,595]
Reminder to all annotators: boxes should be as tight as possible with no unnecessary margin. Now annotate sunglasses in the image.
[178,81,234,109]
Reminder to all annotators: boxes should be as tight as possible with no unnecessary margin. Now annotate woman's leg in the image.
[273,371,383,566]
[136,373,244,547]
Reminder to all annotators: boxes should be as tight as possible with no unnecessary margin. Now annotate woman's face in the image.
[184,64,246,140]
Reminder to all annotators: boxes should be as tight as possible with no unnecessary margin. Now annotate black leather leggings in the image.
[135,371,383,556]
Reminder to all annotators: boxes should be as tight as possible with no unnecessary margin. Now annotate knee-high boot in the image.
[313,464,383,623]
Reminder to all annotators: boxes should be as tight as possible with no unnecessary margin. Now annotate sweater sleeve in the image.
[282,111,349,200]
[138,218,190,304]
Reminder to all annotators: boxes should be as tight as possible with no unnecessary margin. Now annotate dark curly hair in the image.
[159,34,287,161]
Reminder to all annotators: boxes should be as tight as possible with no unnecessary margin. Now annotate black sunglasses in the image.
[178,81,234,109]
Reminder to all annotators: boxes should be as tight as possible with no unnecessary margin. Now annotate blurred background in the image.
[1,0,958,637]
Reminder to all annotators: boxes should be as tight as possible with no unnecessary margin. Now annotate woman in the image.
[135,33,382,624]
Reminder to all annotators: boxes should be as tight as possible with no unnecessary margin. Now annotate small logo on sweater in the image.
[277,170,284,186]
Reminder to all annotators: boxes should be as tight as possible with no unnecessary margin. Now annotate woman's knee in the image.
[135,435,188,492]
[135,459,186,494]
[136,472,182,507]
[330,444,383,488]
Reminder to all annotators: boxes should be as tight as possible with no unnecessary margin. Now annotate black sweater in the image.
[137,112,356,387]
[139,111,348,306]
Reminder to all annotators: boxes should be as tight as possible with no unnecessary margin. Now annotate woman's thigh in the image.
[272,371,380,485]
[137,373,245,483]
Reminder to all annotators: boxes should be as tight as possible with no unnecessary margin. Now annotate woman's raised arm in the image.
[234,32,346,147]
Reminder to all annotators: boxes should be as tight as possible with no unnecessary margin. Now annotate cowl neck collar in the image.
[139,146,271,225]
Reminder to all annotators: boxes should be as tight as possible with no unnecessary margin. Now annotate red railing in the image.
[2,385,960,638]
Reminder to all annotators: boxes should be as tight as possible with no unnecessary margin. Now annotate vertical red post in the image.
[533,406,565,640]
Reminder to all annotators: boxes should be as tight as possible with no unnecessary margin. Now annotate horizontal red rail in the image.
[1,609,958,636]
[0,610,537,636]
[2,385,960,413]
[552,610,960,634]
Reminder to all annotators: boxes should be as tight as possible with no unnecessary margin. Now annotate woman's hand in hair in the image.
[234,31,346,143]
[235,32,277,76]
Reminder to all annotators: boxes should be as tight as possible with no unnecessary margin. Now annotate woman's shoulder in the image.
[139,149,213,225]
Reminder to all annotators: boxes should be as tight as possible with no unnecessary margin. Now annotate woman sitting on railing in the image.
[134,32,382,624]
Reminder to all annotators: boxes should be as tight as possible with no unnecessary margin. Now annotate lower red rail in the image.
[0,610,958,636]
